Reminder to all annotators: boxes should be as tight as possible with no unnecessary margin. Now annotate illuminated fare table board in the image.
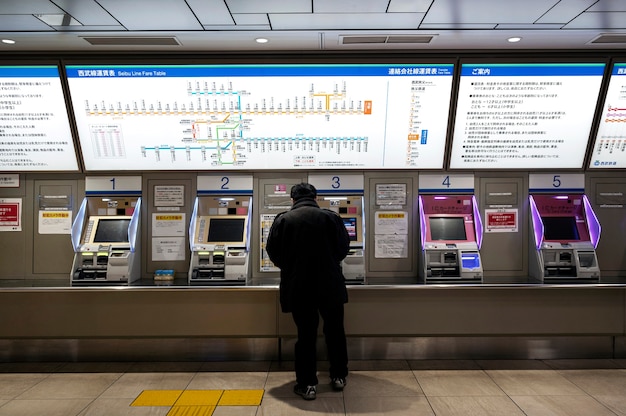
[65,64,454,171]
[450,63,606,169]
[589,63,626,168]
[0,66,78,171]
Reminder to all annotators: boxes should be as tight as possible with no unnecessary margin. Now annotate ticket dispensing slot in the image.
[188,196,252,286]
[70,197,141,285]
[318,195,366,284]
[529,194,601,282]
[419,195,484,283]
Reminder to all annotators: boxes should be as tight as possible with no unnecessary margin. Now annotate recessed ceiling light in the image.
[255,38,269,44]
[2,39,16,44]
[507,37,522,43]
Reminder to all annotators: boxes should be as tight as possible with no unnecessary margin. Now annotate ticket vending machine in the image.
[317,194,366,284]
[188,195,252,285]
[529,194,601,282]
[70,196,141,285]
[418,194,483,282]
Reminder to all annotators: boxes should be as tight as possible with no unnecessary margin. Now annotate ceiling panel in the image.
[270,12,423,30]
[536,0,598,24]
[186,0,234,26]
[565,12,626,29]
[96,0,203,30]
[0,0,62,14]
[313,0,389,13]
[53,0,120,26]
[232,14,270,25]
[202,24,270,30]
[588,0,626,12]
[0,14,53,31]
[388,0,433,13]
[422,0,559,24]
[0,0,625,52]
[225,0,311,14]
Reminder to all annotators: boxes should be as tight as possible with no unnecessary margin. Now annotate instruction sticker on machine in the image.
[485,209,518,233]
[0,198,21,232]
[38,210,72,234]
[152,213,186,236]
[374,211,408,258]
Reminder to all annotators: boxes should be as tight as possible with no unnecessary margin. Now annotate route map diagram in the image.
[66,64,453,171]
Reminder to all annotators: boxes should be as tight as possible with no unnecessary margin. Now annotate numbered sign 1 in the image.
[529,173,584,193]
[85,176,142,194]
[418,174,475,193]
[197,175,253,194]
[308,174,364,193]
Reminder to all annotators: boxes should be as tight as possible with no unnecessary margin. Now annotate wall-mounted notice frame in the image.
[589,62,626,169]
[64,64,454,171]
[450,63,606,169]
[0,66,78,171]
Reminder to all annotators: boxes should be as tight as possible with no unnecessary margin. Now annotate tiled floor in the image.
[1,359,626,415]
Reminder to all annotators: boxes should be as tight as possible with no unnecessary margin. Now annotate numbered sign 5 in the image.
[529,173,584,192]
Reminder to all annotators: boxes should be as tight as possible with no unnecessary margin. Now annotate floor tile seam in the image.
[10,370,64,401]
[77,371,125,414]
[506,392,624,413]
[480,367,518,398]
[550,369,622,397]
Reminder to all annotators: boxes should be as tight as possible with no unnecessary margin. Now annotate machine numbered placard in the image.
[65,64,454,171]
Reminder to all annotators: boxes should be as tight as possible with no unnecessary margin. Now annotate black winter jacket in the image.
[266,197,350,313]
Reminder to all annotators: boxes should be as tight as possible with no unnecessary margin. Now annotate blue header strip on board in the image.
[612,63,626,75]
[0,66,60,77]
[461,63,605,77]
[65,64,454,78]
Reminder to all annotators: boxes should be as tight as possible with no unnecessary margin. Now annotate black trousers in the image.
[291,303,348,386]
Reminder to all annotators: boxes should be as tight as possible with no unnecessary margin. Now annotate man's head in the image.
[290,182,317,201]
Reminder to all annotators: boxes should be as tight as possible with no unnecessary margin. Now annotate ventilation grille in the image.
[590,34,626,44]
[342,35,434,45]
[82,37,180,46]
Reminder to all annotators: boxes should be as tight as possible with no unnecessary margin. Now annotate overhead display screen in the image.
[0,66,78,171]
[65,64,454,171]
[589,63,626,168]
[450,63,606,169]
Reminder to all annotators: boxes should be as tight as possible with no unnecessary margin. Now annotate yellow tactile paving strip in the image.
[131,389,264,416]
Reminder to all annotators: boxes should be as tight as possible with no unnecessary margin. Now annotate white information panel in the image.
[450,63,606,169]
[0,66,78,171]
[65,64,454,171]
[589,63,626,168]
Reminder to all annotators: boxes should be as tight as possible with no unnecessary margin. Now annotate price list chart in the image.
[65,64,453,171]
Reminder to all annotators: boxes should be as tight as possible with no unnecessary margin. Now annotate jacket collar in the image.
[291,197,319,209]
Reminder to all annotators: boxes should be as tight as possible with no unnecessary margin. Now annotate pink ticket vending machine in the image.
[529,194,601,282]
[418,195,483,283]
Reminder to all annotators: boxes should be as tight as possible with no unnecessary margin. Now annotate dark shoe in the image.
[331,377,346,391]
[294,384,316,400]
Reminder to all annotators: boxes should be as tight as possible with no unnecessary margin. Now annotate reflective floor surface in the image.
[1,359,626,415]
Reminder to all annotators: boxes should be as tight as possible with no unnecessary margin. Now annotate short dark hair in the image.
[290,182,317,201]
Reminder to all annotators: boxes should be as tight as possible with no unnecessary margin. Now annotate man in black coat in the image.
[266,182,350,400]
